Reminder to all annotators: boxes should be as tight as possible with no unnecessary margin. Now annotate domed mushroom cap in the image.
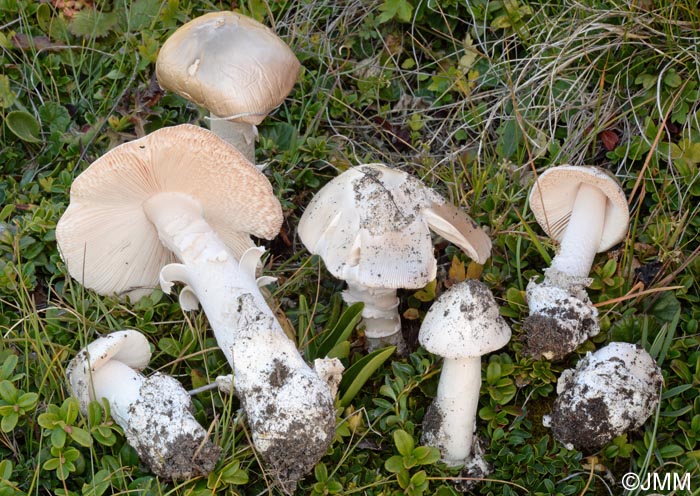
[419,279,511,359]
[529,165,629,252]
[156,11,301,126]
[56,124,282,300]
[298,164,491,290]
[66,330,151,413]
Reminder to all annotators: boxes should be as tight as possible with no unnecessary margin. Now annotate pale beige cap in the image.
[56,124,282,300]
[66,330,151,412]
[298,164,491,290]
[529,165,629,252]
[156,11,301,125]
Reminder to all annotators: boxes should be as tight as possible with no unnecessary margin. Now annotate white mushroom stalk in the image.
[66,330,220,479]
[144,195,338,493]
[544,342,662,451]
[419,280,511,467]
[299,164,492,354]
[524,165,629,360]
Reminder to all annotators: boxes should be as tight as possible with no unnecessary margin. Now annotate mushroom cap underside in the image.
[418,279,511,359]
[156,11,300,125]
[529,165,629,252]
[66,330,151,411]
[56,124,282,300]
[298,164,491,289]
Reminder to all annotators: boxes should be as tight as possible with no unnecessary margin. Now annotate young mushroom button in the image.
[156,11,301,162]
[66,330,220,479]
[544,342,662,451]
[298,164,492,354]
[524,165,629,360]
[418,280,511,467]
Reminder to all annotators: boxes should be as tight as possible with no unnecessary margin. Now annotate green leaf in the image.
[219,460,248,485]
[63,398,79,425]
[384,455,405,474]
[81,469,111,496]
[51,427,67,448]
[70,427,92,447]
[658,444,685,458]
[1,413,18,432]
[122,0,160,31]
[316,302,363,359]
[393,429,414,457]
[0,459,12,479]
[413,445,441,465]
[314,462,328,482]
[0,74,15,108]
[5,111,42,143]
[0,381,17,403]
[338,346,395,407]
[648,292,681,323]
[39,102,71,134]
[69,9,118,38]
[87,401,103,426]
[378,0,414,23]
[0,355,18,379]
[158,337,182,358]
[17,392,38,410]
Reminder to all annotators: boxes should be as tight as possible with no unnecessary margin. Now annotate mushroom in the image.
[66,330,220,479]
[544,342,662,451]
[56,124,338,493]
[298,164,492,353]
[523,165,629,360]
[156,11,301,162]
[418,279,511,466]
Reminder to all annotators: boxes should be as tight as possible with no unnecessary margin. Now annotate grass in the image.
[1,0,699,494]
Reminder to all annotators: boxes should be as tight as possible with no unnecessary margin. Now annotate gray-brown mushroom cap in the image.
[419,279,511,359]
[529,165,629,252]
[156,11,301,125]
[56,124,282,300]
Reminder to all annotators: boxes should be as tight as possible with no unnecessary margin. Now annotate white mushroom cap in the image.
[66,330,151,413]
[56,124,282,300]
[419,280,511,359]
[156,11,301,125]
[529,165,629,252]
[548,342,662,450]
[298,164,491,290]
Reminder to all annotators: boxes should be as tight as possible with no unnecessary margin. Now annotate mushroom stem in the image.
[548,183,606,279]
[209,114,258,164]
[143,191,338,493]
[83,359,220,478]
[143,191,270,365]
[422,356,481,466]
[342,281,404,352]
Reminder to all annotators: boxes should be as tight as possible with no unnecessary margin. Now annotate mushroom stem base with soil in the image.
[421,357,481,466]
[79,358,219,478]
[209,115,258,164]
[143,191,338,493]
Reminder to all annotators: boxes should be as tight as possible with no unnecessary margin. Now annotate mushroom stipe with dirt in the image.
[66,330,220,479]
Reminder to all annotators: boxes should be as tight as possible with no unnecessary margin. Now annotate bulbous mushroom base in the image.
[544,343,662,451]
[232,294,337,494]
[523,270,599,360]
[124,373,220,479]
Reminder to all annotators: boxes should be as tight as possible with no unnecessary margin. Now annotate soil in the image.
[523,302,597,360]
[549,395,614,451]
[420,401,445,450]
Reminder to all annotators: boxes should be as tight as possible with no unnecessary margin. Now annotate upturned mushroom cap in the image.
[298,164,491,290]
[56,124,282,300]
[66,330,151,413]
[156,11,301,125]
[529,165,629,252]
[419,280,511,359]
